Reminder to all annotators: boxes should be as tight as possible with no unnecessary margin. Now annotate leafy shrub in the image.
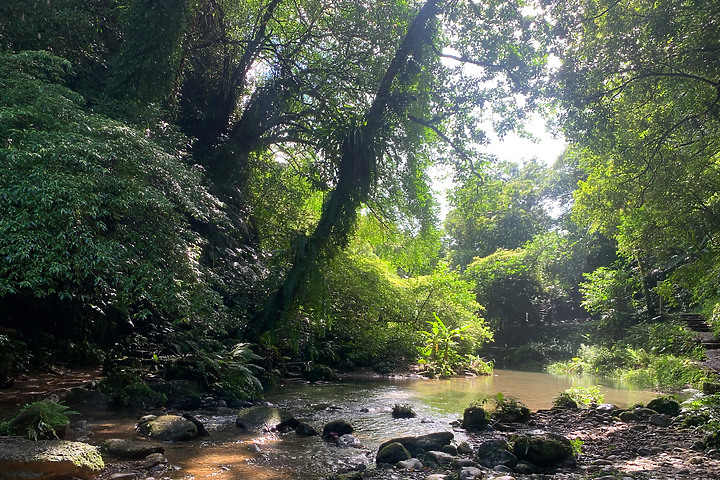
[0,401,78,440]
[553,386,604,409]
[99,372,166,408]
[490,392,531,423]
[392,404,417,419]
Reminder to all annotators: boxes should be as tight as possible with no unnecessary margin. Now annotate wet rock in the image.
[649,413,672,427]
[424,475,448,480]
[646,396,681,416]
[458,466,483,480]
[396,458,424,470]
[492,476,517,480]
[511,432,575,467]
[296,422,319,437]
[103,438,165,459]
[462,406,489,430]
[376,442,411,465]
[476,439,518,469]
[493,464,514,473]
[618,410,640,422]
[0,437,104,480]
[377,432,454,457]
[337,434,362,448]
[322,419,354,437]
[236,406,298,433]
[137,414,198,441]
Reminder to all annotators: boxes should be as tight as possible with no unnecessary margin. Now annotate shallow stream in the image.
[0,369,658,479]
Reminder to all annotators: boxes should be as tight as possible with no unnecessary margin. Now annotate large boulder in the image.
[137,415,198,442]
[475,439,518,469]
[646,397,681,416]
[236,406,298,432]
[103,438,165,459]
[376,442,411,465]
[377,432,454,457]
[511,433,575,467]
[0,437,104,480]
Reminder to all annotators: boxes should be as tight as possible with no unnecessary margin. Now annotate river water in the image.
[0,369,657,480]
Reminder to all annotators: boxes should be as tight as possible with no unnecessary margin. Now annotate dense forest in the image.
[1,0,719,399]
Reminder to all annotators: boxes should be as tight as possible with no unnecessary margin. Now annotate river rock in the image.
[296,422,319,437]
[142,453,168,469]
[425,450,454,465]
[476,439,518,469]
[322,419,354,437]
[103,438,165,459]
[459,466,483,480]
[649,413,672,427]
[236,406,298,432]
[397,458,424,470]
[511,432,575,467]
[137,414,198,441]
[514,460,539,474]
[377,431,454,457]
[646,397,681,416]
[595,404,620,414]
[337,434,362,448]
[376,442,411,465]
[462,405,489,430]
[0,437,104,480]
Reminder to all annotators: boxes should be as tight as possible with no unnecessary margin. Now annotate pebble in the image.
[108,473,137,480]
[689,456,705,464]
[458,466,483,480]
[396,458,423,470]
[424,475,448,480]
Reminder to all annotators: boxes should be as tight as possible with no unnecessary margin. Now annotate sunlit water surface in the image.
[0,369,657,480]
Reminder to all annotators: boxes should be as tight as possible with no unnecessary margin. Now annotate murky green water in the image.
[0,369,657,480]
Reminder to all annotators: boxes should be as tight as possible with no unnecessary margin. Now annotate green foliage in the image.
[392,404,417,419]
[569,438,584,458]
[678,394,720,448]
[553,386,604,409]
[418,313,472,378]
[489,392,531,423]
[0,51,227,332]
[0,401,78,441]
[99,372,167,408]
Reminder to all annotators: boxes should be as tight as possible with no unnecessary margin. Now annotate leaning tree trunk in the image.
[249,0,441,339]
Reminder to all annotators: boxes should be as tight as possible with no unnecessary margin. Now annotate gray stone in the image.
[337,434,362,448]
[295,422,319,437]
[236,406,298,433]
[619,411,640,422]
[426,450,454,465]
[396,458,424,470]
[441,444,458,455]
[424,475,448,480]
[476,439,518,469]
[457,441,473,454]
[103,438,165,459]
[0,437,104,480]
[491,476,517,480]
[649,414,672,427]
[137,415,198,442]
[493,464,514,473]
[459,466,483,480]
[108,473,138,480]
[595,404,620,414]
[453,458,477,468]
[376,442,411,465]
[377,432,454,457]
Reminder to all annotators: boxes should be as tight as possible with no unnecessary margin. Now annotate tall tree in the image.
[554,0,720,308]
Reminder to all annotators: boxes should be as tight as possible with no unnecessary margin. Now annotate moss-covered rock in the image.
[461,405,489,430]
[322,419,354,437]
[103,438,165,459]
[376,442,411,465]
[646,396,681,416]
[137,415,198,442]
[0,438,104,480]
[511,432,575,467]
[377,432,454,457]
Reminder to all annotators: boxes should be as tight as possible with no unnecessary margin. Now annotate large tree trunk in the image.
[248,0,441,339]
